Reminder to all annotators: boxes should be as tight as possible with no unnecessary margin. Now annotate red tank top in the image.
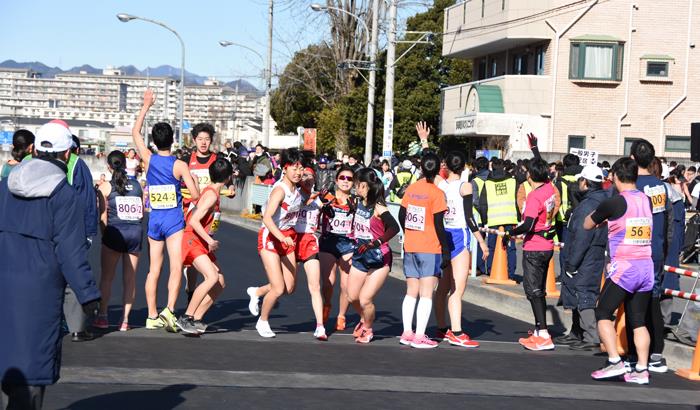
[184,152,217,207]
[185,186,221,236]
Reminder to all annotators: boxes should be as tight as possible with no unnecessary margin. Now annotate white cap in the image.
[35,120,73,153]
[575,165,604,182]
[401,159,413,170]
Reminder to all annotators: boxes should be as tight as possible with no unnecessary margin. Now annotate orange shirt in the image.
[401,179,447,254]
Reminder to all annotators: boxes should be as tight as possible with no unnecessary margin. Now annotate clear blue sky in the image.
[0,0,429,88]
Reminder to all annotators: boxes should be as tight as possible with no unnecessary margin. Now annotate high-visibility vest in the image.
[485,178,518,226]
[558,174,577,221]
[67,153,79,186]
[472,177,485,224]
[389,171,415,203]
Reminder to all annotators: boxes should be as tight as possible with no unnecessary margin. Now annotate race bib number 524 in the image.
[149,184,177,209]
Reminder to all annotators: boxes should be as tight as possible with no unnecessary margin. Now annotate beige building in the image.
[440,0,698,160]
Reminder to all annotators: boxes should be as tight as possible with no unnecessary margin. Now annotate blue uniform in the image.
[146,154,184,240]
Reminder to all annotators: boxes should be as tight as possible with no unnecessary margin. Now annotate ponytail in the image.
[107,150,129,195]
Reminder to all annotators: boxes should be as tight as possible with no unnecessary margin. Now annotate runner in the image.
[132,89,200,332]
[434,151,489,347]
[176,158,233,335]
[347,168,400,343]
[125,148,139,179]
[254,148,304,338]
[398,150,451,349]
[0,129,34,180]
[93,150,144,332]
[586,157,653,385]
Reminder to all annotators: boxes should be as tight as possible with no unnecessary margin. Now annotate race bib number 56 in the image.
[624,217,652,245]
[149,184,177,209]
[405,204,426,231]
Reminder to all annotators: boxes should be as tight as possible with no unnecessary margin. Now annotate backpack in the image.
[393,174,413,199]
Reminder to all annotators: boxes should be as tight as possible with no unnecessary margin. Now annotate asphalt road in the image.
[43,221,700,409]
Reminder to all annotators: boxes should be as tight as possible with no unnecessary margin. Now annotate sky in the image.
[0,0,430,89]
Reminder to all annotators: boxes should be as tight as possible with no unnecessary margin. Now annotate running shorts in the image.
[258,227,297,256]
[351,245,391,273]
[102,224,143,253]
[147,212,185,241]
[445,227,471,259]
[295,233,320,262]
[182,232,217,267]
[319,233,355,259]
[403,252,441,279]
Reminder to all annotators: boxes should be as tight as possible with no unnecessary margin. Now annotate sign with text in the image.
[303,128,317,154]
[475,149,501,160]
[569,148,598,166]
[382,110,394,158]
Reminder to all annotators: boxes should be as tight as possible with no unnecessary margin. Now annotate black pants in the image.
[595,279,651,329]
[1,383,45,410]
[522,250,553,330]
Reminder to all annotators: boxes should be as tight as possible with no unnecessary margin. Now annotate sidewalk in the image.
[222,212,696,372]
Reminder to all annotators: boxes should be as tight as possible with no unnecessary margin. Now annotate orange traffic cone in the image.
[545,250,560,298]
[484,227,516,285]
[676,329,700,381]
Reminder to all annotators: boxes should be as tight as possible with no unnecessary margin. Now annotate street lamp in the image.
[116,13,186,147]
[219,41,266,65]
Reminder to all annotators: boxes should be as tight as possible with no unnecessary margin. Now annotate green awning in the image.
[640,54,675,61]
[475,84,504,113]
[571,34,623,43]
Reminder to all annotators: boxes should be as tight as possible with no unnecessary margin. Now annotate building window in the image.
[568,135,586,151]
[478,59,487,80]
[623,138,640,156]
[490,58,497,77]
[512,55,528,75]
[665,135,690,152]
[570,42,624,81]
[646,61,669,77]
[536,47,545,75]
[482,0,485,18]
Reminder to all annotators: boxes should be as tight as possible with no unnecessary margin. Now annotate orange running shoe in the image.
[446,330,479,348]
[352,321,365,338]
[518,331,554,351]
[356,327,373,344]
[322,304,331,324]
[336,315,346,331]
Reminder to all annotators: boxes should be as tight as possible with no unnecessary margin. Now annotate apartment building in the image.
[440,0,698,159]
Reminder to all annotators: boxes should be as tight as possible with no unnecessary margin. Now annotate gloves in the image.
[357,240,380,254]
[321,203,335,219]
[319,188,332,205]
[440,251,452,270]
[527,132,538,149]
[82,299,100,316]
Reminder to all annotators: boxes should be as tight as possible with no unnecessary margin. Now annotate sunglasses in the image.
[337,175,353,181]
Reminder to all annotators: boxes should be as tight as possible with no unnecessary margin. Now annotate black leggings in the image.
[595,279,651,329]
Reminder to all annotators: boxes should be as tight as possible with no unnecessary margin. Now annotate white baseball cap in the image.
[35,120,73,153]
[401,159,413,170]
[575,165,604,182]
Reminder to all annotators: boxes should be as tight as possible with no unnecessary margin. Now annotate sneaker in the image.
[176,316,198,334]
[145,316,165,330]
[411,334,439,349]
[335,316,346,331]
[518,332,555,351]
[446,331,480,348]
[624,368,650,385]
[591,360,627,380]
[648,357,668,373]
[93,315,109,330]
[435,328,449,342]
[314,325,328,341]
[247,287,260,317]
[356,328,373,344]
[193,320,208,334]
[352,321,364,338]
[322,304,331,323]
[119,322,130,332]
[553,333,581,345]
[159,308,178,333]
[256,319,276,338]
[399,331,415,346]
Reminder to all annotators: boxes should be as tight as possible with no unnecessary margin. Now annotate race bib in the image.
[644,185,666,214]
[191,169,211,189]
[445,201,458,226]
[115,196,143,221]
[330,212,353,235]
[624,217,652,245]
[405,204,426,231]
[297,208,319,232]
[149,184,177,209]
[353,213,373,240]
[209,211,221,235]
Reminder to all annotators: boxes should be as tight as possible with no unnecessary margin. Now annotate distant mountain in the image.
[0,60,259,92]
[225,79,262,95]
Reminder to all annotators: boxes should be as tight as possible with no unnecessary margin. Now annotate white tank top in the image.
[439,179,466,229]
[263,181,302,231]
[295,195,322,234]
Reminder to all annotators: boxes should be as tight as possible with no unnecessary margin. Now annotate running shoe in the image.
[399,331,415,346]
[446,331,480,348]
[356,328,373,344]
[145,316,165,330]
[176,315,198,334]
[314,325,328,341]
[435,327,449,342]
[336,315,346,331]
[410,334,438,349]
[322,304,331,323]
[159,307,179,333]
[518,331,554,351]
[352,321,365,338]
[247,287,260,316]
[93,315,109,330]
[648,357,668,373]
[119,322,130,332]
[256,319,276,338]
[624,368,650,385]
[591,360,627,380]
[193,320,208,334]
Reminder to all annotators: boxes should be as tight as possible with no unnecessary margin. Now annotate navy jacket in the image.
[0,158,100,386]
[561,187,609,310]
[69,155,98,237]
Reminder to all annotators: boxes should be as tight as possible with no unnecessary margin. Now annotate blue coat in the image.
[561,187,609,310]
[0,158,100,386]
[68,154,98,238]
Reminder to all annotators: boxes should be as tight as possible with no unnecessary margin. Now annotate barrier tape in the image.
[664,288,700,302]
[478,227,564,248]
[664,265,700,279]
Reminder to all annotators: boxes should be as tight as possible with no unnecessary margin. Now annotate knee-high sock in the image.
[415,297,433,337]
[402,295,417,333]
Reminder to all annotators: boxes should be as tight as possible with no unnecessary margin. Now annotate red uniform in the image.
[183,152,217,209]
[182,186,221,266]
[257,181,302,255]
[294,193,322,262]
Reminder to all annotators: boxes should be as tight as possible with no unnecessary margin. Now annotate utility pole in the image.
[364,0,379,165]
[263,0,273,147]
[382,0,397,159]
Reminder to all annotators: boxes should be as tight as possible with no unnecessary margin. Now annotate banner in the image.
[475,149,501,160]
[569,148,598,166]
[303,128,317,154]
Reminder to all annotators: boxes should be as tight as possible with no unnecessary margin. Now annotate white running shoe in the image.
[314,325,328,341]
[256,319,275,338]
[247,287,260,316]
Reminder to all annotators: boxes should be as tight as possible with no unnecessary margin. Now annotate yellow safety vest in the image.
[558,174,577,221]
[390,171,415,203]
[485,178,518,226]
[472,177,485,224]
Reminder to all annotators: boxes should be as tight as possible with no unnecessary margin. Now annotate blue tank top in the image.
[146,154,183,220]
[107,179,144,226]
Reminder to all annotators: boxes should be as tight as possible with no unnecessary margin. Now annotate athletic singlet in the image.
[321,195,354,236]
[352,201,390,254]
[608,190,653,261]
[107,179,144,226]
[185,186,221,236]
[146,154,182,213]
[295,193,322,234]
[262,180,302,231]
[188,152,216,191]
[439,179,466,229]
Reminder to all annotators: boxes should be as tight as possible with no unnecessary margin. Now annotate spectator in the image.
[251,144,273,184]
[0,129,34,180]
[314,156,334,192]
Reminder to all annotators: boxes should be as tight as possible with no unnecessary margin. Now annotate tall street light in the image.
[117,13,186,147]
[311,2,376,165]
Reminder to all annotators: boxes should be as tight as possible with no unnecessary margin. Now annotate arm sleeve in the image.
[462,194,479,233]
[531,145,542,160]
[433,212,451,255]
[398,206,406,231]
[590,195,626,224]
[510,216,536,236]
[378,211,400,244]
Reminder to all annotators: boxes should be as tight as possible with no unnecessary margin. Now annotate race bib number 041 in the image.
[115,196,143,221]
[149,184,177,210]
[330,212,353,235]
[624,217,652,245]
[405,204,426,231]
[644,185,666,214]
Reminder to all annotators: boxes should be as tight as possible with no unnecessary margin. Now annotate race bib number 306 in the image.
[644,185,666,214]
[405,204,426,231]
[624,217,652,245]
[149,184,177,209]
[115,196,143,221]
